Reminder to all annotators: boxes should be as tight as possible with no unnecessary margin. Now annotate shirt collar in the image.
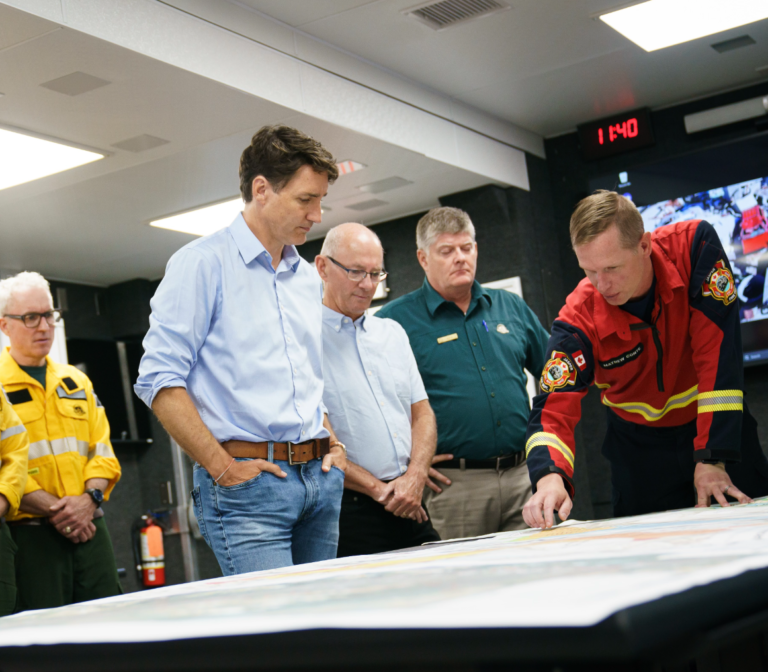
[322,304,367,332]
[592,244,686,341]
[228,213,301,272]
[0,348,67,392]
[421,277,491,316]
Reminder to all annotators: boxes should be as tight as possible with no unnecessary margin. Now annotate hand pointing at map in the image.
[523,473,573,529]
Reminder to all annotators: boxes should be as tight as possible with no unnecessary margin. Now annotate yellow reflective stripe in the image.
[601,385,699,422]
[525,432,574,469]
[88,442,115,459]
[28,437,89,460]
[698,390,743,413]
[0,424,26,440]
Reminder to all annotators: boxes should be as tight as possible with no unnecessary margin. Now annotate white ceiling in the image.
[0,3,496,285]
[240,0,768,137]
[1,0,767,286]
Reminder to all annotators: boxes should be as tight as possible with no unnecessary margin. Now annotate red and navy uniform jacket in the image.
[525,220,744,497]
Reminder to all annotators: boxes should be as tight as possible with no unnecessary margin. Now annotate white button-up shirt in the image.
[322,306,428,481]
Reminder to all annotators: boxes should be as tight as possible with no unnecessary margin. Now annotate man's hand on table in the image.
[522,473,573,529]
[426,453,453,493]
[378,468,429,523]
[694,462,751,508]
[49,495,99,543]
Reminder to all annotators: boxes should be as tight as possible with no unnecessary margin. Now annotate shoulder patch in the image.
[7,388,33,405]
[702,260,736,306]
[540,351,577,393]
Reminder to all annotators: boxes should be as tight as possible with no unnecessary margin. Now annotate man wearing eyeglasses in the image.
[316,223,440,556]
[0,272,122,611]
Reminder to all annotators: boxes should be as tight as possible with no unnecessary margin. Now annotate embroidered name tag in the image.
[437,333,459,344]
[28,468,40,476]
[599,343,644,369]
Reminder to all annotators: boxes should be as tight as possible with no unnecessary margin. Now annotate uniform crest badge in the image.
[540,350,577,393]
[73,405,86,416]
[702,260,736,306]
[496,323,509,334]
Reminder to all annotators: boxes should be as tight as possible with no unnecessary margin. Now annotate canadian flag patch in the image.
[573,350,587,371]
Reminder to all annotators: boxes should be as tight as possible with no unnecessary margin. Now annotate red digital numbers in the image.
[599,118,639,144]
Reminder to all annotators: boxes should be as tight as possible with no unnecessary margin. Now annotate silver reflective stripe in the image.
[93,393,103,408]
[88,442,115,459]
[49,437,90,457]
[56,386,87,400]
[28,439,52,461]
[1,424,27,440]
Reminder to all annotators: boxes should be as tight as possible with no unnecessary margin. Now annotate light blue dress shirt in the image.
[321,306,428,481]
[135,214,328,444]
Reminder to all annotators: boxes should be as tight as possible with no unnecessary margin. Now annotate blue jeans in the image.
[192,458,344,575]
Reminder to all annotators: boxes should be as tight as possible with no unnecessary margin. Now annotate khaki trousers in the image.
[423,460,532,541]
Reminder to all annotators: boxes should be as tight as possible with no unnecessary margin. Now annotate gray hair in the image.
[416,207,475,251]
[0,271,53,316]
[320,223,382,259]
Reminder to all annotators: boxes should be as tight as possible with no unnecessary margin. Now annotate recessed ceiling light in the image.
[336,160,366,175]
[600,0,768,52]
[150,198,243,237]
[0,127,104,191]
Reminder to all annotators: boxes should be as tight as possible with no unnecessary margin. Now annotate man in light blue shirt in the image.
[135,126,347,574]
[316,223,439,556]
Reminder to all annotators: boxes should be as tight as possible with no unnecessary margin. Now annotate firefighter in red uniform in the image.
[523,191,768,528]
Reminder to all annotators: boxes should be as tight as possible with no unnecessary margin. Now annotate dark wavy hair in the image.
[239,125,339,202]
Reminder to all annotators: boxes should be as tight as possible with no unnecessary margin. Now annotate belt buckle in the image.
[286,442,308,466]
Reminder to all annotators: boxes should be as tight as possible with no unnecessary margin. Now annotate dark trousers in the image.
[10,516,122,612]
[337,489,440,558]
[0,522,17,617]
[603,404,768,518]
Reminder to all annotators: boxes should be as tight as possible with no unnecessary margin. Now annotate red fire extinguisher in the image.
[132,515,165,588]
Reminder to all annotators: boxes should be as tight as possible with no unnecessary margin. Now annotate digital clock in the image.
[578,108,655,161]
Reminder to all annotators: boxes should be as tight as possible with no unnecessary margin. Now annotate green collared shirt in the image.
[377,278,549,459]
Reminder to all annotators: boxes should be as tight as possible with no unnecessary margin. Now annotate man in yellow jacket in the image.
[0,272,122,611]
[0,386,29,617]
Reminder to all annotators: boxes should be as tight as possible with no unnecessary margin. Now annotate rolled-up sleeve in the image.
[134,248,219,409]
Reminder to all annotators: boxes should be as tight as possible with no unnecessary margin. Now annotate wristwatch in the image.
[330,441,347,457]
[85,488,105,507]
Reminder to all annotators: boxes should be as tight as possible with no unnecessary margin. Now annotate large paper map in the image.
[3,499,768,646]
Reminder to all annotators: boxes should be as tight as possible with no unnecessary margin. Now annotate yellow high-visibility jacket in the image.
[0,385,29,517]
[0,349,121,521]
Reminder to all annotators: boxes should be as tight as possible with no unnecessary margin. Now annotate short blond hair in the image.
[570,190,644,249]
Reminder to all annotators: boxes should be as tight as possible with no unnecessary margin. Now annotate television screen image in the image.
[638,176,768,331]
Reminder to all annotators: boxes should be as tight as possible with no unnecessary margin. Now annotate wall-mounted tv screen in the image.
[637,176,768,365]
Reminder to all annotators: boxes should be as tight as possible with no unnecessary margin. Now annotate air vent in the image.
[347,199,388,211]
[711,35,755,53]
[111,134,170,153]
[40,72,110,96]
[358,177,413,194]
[404,0,510,31]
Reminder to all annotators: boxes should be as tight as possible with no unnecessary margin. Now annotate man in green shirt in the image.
[377,207,549,539]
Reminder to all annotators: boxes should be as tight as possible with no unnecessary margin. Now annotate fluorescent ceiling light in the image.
[0,127,104,190]
[600,0,768,52]
[150,198,243,237]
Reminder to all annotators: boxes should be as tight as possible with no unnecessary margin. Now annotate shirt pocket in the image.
[410,329,467,390]
[54,394,90,441]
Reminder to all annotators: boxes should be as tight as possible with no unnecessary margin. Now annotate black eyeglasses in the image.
[4,310,62,329]
[328,257,388,283]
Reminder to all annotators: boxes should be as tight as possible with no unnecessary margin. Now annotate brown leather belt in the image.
[222,437,330,465]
